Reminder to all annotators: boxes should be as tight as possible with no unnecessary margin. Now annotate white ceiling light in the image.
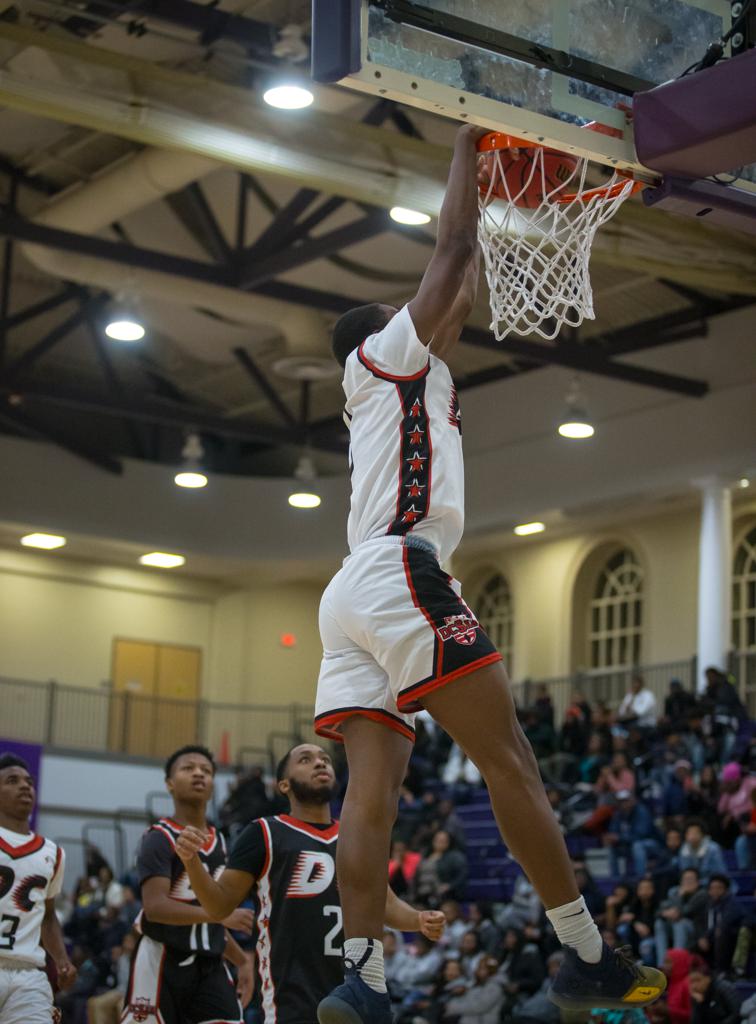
[139,552,186,568]
[105,318,145,342]
[288,453,321,509]
[175,433,208,489]
[513,522,545,536]
[263,84,314,110]
[390,206,432,226]
[558,377,595,440]
[739,478,750,488]
[21,532,66,550]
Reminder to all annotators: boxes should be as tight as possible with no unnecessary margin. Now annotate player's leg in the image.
[318,715,412,1024]
[338,715,413,940]
[120,936,178,1024]
[0,967,55,1024]
[421,663,666,1010]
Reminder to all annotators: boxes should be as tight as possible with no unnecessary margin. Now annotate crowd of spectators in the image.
[51,666,755,1024]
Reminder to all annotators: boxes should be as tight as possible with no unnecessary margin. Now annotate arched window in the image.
[733,524,756,652]
[474,573,514,666]
[588,548,643,669]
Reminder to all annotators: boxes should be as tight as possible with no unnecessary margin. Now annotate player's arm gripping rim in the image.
[41,897,77,990]
[407,124,487,347]
[429,245,481,364]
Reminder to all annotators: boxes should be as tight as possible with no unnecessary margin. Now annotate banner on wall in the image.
[0,738,42,830]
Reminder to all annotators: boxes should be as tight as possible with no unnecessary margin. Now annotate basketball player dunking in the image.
[309,122,666,1023]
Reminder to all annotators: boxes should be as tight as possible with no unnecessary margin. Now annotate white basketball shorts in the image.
[314,536,501,742]
[0,964,54,1024]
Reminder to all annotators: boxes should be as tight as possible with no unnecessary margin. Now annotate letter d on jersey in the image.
[286,851,335,898]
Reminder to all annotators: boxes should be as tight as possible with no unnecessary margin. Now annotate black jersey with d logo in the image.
[227,815,342,1024]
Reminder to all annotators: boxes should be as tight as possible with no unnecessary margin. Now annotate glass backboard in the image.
[313,0,734,176]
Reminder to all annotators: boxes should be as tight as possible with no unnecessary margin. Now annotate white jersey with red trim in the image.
[344,304,464,564]
[0,826,65,968]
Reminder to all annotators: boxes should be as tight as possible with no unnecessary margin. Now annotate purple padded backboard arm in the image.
[633,48,756,179]
[642,176,756,236]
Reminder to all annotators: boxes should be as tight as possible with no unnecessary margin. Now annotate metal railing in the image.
[1,652,753,763]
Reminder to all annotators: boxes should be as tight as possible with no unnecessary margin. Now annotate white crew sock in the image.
[546,895,603,964]
[343,937,387,993]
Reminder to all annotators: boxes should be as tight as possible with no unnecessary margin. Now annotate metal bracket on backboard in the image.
[642,176,756,235]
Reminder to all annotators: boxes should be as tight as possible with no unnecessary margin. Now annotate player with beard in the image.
[176,744,445,1024]
[122,744,254,1024]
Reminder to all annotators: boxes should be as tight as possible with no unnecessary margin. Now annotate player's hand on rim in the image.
[223,907,254,934]
[175,825,208,864]
[418,909,446,941]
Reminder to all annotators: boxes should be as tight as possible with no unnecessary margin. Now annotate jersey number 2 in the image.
[322,905,342,957]
[0,914,20,950]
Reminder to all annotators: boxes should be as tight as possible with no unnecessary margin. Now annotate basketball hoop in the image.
[476,131,644,341]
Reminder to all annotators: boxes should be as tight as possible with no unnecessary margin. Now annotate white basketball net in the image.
[478,147,637,341]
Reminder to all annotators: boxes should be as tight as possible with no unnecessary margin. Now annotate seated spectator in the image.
[442,744,481,788]
[413,830,468,907]
[510,951,563,1024]
[688,960,742,1024]
[603,790,663,877]
[429,958,469,1023]
[662,947,694,1024]
[687,764,720,835]
[734,786,756,869]
[522,708,556,760]
[86,931,136,1024]
[439,899,468,953]
[604,883,634,933]
[652,826,684,896]
[389,839,422,898]
[466,902,502,956]
[655,867,708,964]
[394,933,445,1015]
[664,679,697,733]
[444,955,503,1024]
[574,863,604,918]
[617,675,658,730]
[93,866,123,912]
[433,799,468,851]
[384,929,413,1004]
[663,760,696,825]
[616,877,658,964]
[717,763,756,847]
[496,928,545,1015]
[595,752,636,801]
[219,764,271,837]
[495,874,542,933]
[560,704,590,760]
[579,733,609,785]
[679,819,728,883]
[695,874,745,973]
[533,684,554,728]
[458,930,484,980]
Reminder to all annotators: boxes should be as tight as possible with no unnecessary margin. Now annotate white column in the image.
[696,478,732,693]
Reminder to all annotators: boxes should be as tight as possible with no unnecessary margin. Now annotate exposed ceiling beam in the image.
[0,383,347,453]
[4,307,89,380]
[0,403,123,474]
[460,327,709,397]
[598,297,753,357]
[233,347,297,428]
[165,183,233,264]
[0,286,80,333]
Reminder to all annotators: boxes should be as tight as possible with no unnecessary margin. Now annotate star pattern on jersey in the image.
[407,425,424,446]
[401,505,422,524]
[407,451,426,472]
[406,479,425,498]
[409,398,423,418]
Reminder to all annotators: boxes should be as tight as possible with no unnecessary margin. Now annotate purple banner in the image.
[0,737,42,830]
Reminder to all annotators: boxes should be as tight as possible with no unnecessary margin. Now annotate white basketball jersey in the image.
[0,826,65,968]
[344,304,464,564]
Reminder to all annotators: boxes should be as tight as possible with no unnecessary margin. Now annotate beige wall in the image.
[459,498,756,681]
[0,548,326,707]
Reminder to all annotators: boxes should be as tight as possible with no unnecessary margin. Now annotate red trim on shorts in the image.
[314,707,416,744]
[357,341,429,382]
[397,652,503,712]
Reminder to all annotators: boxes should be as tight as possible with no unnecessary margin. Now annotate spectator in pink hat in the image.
[717,763,756,846]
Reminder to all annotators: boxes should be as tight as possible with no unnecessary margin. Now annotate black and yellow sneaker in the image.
[549,943,667,1011]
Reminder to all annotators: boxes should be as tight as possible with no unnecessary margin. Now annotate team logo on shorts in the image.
[128,998,158,1022]
[437,614,479,645]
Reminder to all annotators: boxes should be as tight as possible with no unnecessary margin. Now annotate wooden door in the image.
[154,646,201,758]
[110,640,157,756]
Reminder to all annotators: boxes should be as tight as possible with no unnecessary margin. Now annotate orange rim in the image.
[476,130,645,205]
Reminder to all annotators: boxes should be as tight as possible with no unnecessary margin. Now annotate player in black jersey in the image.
[122,745,255,1024]
[175,743,445,1024]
